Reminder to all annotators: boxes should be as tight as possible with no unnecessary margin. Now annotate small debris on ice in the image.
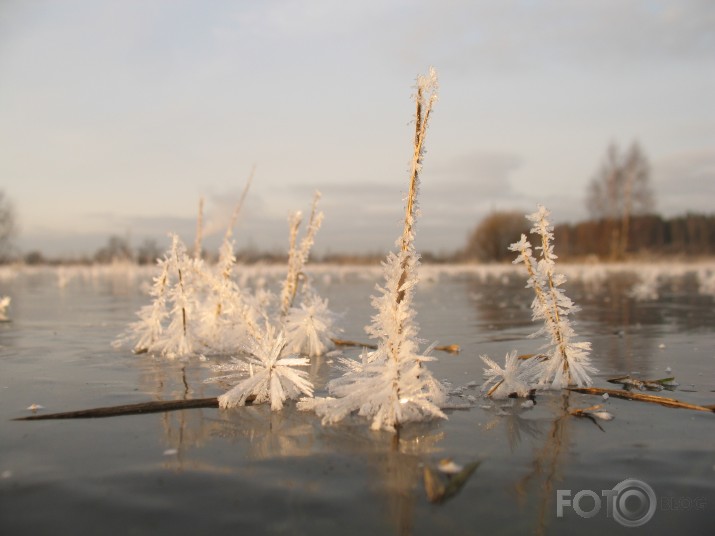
[437,459,463,474]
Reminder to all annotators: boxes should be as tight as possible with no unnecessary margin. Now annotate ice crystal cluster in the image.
[481,205,596,397]
[302,67,446,431]
[114,234,200,358]
[115,192,338,409]
[211,327,313,410]
[303,245,447,431]
[480,350,541,399]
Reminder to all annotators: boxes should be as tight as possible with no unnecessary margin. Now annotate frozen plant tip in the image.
[304,67,445,431]
[509,206,596,388]
[213,327,313,411]
[280,191,324,317]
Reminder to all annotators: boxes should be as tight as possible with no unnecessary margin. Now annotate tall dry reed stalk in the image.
[305,68,445,432]
[280,191,323,317]
[194,197,204,260]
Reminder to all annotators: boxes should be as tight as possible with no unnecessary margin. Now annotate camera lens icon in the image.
[610,479,657,527]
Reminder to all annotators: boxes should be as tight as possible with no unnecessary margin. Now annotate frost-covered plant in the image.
[0,296,10,321]
[196,237,244,352]
[629,270,659,301]
[212,326,313,411]
[275,191,339,356]
[114,234,200,358]
[116,253,171,353]
[696,268,715,297]
[304,67,446,432]
[284,290,339,357]
[280,191,324,317]
[509,205,596,388]
[480,351,542,399]
[161,235,200,358]
[116,185,339,360]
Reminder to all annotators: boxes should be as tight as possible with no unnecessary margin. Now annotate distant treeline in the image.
[14,212,715,266]
[554,213,715,259]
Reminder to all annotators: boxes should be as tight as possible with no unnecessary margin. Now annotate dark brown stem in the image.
[13,395,258,421]
[330,338,459,353]
[568,387,715,413]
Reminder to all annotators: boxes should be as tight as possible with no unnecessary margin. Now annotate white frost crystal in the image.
[480,351,542,399]
[284,294,338,357]
[216,329,313,411]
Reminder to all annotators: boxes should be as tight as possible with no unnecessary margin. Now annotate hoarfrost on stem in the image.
[284,292,339,357]
[308,248,447,431]
[509,205,597,389]
[303,67,445,432]
[114,234,200,358]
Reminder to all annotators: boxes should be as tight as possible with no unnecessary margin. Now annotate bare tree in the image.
[136,239,162,265]
[93,235,134,264]
[464,210,530,262]
[0,191,16,263]
[586,141,655,259]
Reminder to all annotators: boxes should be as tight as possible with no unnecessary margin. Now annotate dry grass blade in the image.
[225,165,255,240]
[194,196,204,259]
[569,387,715,413]
[434,344,461,354]
[607,375,674,391]
[568,403,613,432]
[330,338,459,354]
[330,337,377,350]
[13,395,256,420]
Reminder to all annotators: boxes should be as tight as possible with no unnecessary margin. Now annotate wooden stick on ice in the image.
[568,387,715,413]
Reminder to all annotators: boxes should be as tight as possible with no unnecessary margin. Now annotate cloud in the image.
[426,151,523,197]
[653,148,715,216]
[392,1,715,74]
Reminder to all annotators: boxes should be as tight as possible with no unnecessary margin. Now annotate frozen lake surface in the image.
[1,262,714,535]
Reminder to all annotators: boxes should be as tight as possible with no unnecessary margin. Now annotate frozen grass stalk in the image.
[303,67,446,432]
[280,191,324,317]
[194,197,204,260]
[509,205,596,388]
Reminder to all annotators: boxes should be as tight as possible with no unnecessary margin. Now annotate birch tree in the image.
[586,141,655,259]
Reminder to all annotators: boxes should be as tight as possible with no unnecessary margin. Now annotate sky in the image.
[1,0,713,258]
